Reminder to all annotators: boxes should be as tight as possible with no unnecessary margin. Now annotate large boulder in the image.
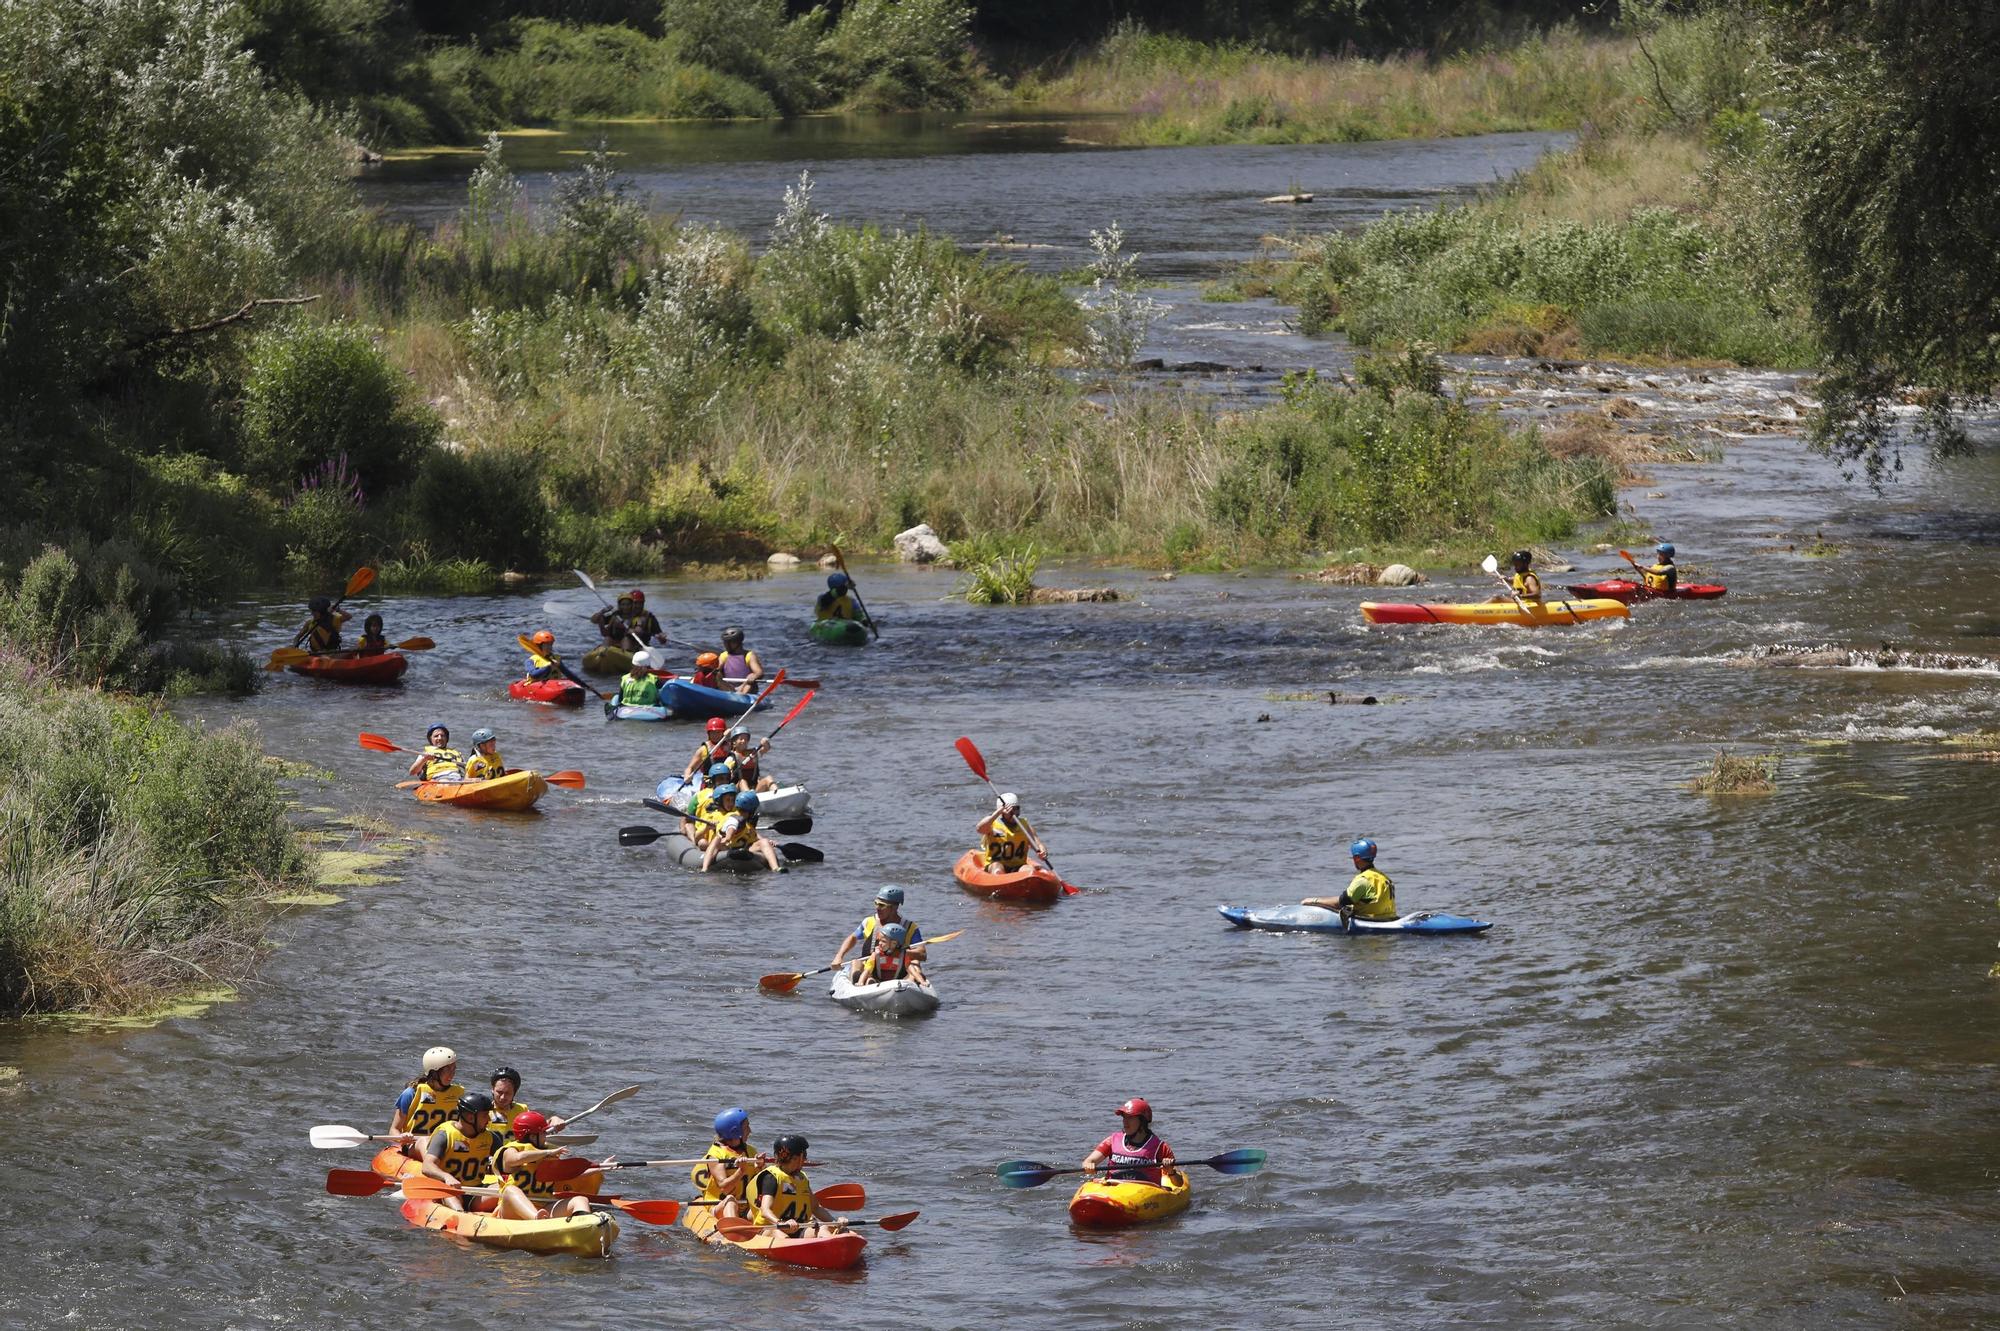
[1376,564,1426,587]
[766,552,802,569]
[894,524,949,564]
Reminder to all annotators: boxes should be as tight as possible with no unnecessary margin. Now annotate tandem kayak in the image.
[1217,904,1492,935]
[581,644,633,676]
[288,650,408,684]
[1360,598,1628,626]
[508,677,586,706]
[414,770,549,812]
[829,968,941,1017]
[951,849,1063,905]
[650,831,773,874]
[681,1195,866,1269]
[399,1196,618,1257]
[656,776,811,819]
[810,618,870,646]
[1068,1169,1191,1228]
[1564,578,1727,602]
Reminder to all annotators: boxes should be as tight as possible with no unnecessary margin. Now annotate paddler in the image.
[390,1046,463,1152]
[694,1108,766,1221]
[461,727,506,781]
[619,650,662,707]
[491,1066,560,1138]
[855,921,925,987]
[815,572,859,621]
[421,1093,566,1219]
[300,594,350,652]
[829,886,927,978]
[680,717,733,783]
[592,594,634,649]
[976,793,1046,875]
[750,1135,847,1238]
[1082,1098,1176,1185]
[682,779,737,843]
[689,652,725,690]
[623,589,668,648]
[700,790,785,873]
[489,1110,592,1219]
[524,629,561,681]
[1300,838,1398,922]
[1642,542,1678,594]
[728,728,775,792]
[718,626,764,693]
[406,725,463,782]
[1496,549,1543,603]
[356,613,389,655]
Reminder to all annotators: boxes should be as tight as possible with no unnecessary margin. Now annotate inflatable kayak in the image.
[656,776,811,819]
[681,1196,866,1269]
[1068,1169,1191,1228]
[1564,578,1727,602]
[414,770,549,812]
[952,849,1063,905]
[650,830,773,874]
[508,677,586,706]
[829,969,940,1017]
[288,650,407,684]
[581,644,632,676]
[606,703,669,722]
[1360,598,1628,626]
[658,679,755,719]
[1217,904,1492,935]
[810,618,870,646]
[399,1196,618,1257]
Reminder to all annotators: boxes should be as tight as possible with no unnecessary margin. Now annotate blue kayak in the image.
[658,679,755,720]
[1217,904,1492,936]
[606,703,668,722]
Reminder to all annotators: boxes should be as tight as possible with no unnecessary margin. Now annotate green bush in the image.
[0,543,176,688]
[280,487,367,580]
[400,447,551,572]
[241,322,439,489]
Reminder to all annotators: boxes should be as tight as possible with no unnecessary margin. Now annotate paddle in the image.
[311,1124,411,1150]
[829,543,879,639]
[619,810,814,844]
[572,569,652,652]
[762,689,815,743]
[1481,554,1581,625]
[953,737,1081,895]
[516,633,610,703]
[720,669,789,743]
[994,1149,1269,1190]
[758,930,966,993]
[286,566,374,652]
[684,1181,853,1209]
[326,1167,403,1196]
[547,1133,598,1147]
[359,733,585,789]
[558,1084,642,1129]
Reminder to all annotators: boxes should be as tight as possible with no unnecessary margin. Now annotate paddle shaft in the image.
[760,929,965,991]
[830,544,880,639]
[1484,558,1582,625]
[517,634,610,702]
[292,567,373,648]
[572,569,655,653]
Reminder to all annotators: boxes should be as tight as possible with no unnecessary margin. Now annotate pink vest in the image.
[1098,1130,1167,1184]
[721,650,751,681]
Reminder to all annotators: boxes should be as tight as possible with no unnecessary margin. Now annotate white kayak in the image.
[1217,904,1492,935]
[829,970,940,1017]
[655,775,810,819]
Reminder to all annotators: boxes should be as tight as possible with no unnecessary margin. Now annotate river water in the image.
[7,117,2000,1330]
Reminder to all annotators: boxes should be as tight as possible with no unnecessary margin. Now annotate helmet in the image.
[510,1110,549,1138]
[1113,1097,1152,1121]
[714,1107,750,1141]
[696,652,721,669]
[422,1046,457,1072]
[1511,549,1533,566]
[1656,542,1675,556]
[874,886,905,906]
[425,724,449,743]
[1349,837,1377,861]
[706,717,729,736]
[722,625,745,644]
[471,727,497,747]
[458,1092,494,1117]
[490,1066,521,1090]
[828,572,850,591]
[735,792,761,815]
[773,1133,810,1157]
[309,595,331,612]
[531,630,555,647]
[711,786,738,803]
[628,589,645,604]
[630,650,652,670]
[707,763,735,782]
[998,792,1021,811]
[879,922,908,946]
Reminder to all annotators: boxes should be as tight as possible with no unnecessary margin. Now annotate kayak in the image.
[829,968,941,1017]
[581,644,632,676]
[508,677,586,706]
[810,618,870,646]
[414,770,549,812]
[1068,1169,1192,1228]
[606,703,669,722]
[288,650,407,684]
[653,830,773,874]
[680,1195,866,1270]
[951,849,1063,905]
[656,776,811,820]
[1360,598,1628,626]
[658,679,755,720]
[399,1196,618,1257]
[1564,578,1727,602]
[1217,904,1492,935]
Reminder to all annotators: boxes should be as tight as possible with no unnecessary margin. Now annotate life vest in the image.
[691,1139,759,1202]
[690,667,723,689]
[489,1100,534,1143]
[688,741,725,774]
[307,613,346,652]
[858,914,917,947]
[400,1078,464,1136]
[731,750,760,785]
[491,1135,557,1200]
[627,611,664,643]
[463,750,504,781]
[1100,1129,1168,1185]
[983,816,1029,868]
[815,591,856,621]
[357,632,388,653]
[1642,561,1677,593]
[752,1163,814,1222]
[720,650,752,681]
[1345,866,1398,921]
[432,1120,503,1184]
[715,812,758,850]
[619,672,660,706]
[860,942,907,982]
[1510,571,1542,599]
[420,746,463,781]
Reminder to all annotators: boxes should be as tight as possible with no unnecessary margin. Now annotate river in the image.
[6,116,2000,1330]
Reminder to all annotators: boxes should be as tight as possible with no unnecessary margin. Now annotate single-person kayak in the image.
[649,830,774,874]
[810,618,870,646]
[1360,598,1628,626]
[414,770,549,812]
[658,679,756,719]
[1068,1169,1192,1228]
[606,702,669,722]
[399,1196,618,1257]
[680,1196,866,1269]
[508,677,586,706]
[288,650,408,684]
[829,969,941,1017]
[655,776,811,819]
[1564,578,1728,602]
[581,644,633,676]
[1217,904,1492,935]
[951,849,1063,905]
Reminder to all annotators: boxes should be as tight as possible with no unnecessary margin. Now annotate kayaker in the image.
[700,790,785,873]
[683,781,738,843]
[356,613,389,654]
[619,651,662,707]
[718,626,764,693]
[1082,1098,1176,1186]
[693,1108,766,1222]
[524,630,561,681]
[462,728,506,781]
[1300,838,1398,922]
[680,717,734,782]
[1642,542,1678,594]
[815,572,858,621]
[300,595,350,652]
[750,1135,847,1238]
[1495,549,1543,603]
[390,1046,463,1152]
[406,726,463,782]
[976,794,1046,875]
[830,887,927,976]
[421,1093,561,1219]
[592,595,635,648]
[624,590,668,648]
[689,652,725,690]
[728,728,775,792]
[489,1110,592,1220]
[855,921,925,986]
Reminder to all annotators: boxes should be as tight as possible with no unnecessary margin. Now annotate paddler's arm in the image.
[1299,895,1346,910]
[744,650,764,685]
[1018,814,1048,857]
[699,834,721,872]
[1080,1147,1107,1173]
[830,928,860,968]
[418,1130,455,1185]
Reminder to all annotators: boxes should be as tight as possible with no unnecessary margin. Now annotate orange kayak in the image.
[399,1196,618,1256]
[953,849,1063,905]
[414,770,548,812]
[289,650,407,684]
[681,1198,866,1270]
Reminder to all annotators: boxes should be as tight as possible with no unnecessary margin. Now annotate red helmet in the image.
[510,1110,549,1137]
[1113,1097,1152,1120]
[628,589,645,604]
[705,717,728,736]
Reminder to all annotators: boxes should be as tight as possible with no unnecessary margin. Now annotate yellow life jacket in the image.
[715,812,758,850]
[983,816,1029,868]
[420,745,463,781]
[432,1121,503,1184]
[489,1100,533,1143]
[815,592,856,621]
[1510,571,1542,600]
[858,914,915,945]
[691,1139,759,1202]
[752,1163,814,1222]
[463,749,504,781]
[401,1078,464,1136]
[1345,866,1398,921]
[1642,562,1676,593]
[307,611,348,652]
[490,1137,556,1200]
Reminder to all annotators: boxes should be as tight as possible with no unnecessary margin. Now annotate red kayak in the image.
[508,677,586,706]
[952,849,1063,905]
[288,650,407,684]
[1564,578,1726,602]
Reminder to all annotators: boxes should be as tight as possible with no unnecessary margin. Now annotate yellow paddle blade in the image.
[395,637,435,651]
[266,648,310,670]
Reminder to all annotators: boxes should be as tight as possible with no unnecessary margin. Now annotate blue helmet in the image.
[1349,837,1378,861]
[471,727,497,746]
[1656,542,1675,556]
[879,922,908,946]
[735,792,761,815]
[874,886,905,905]
[828,572,850,591]
[425,723,449,741]
[707,763,734,782]
[714,1107,749,1141]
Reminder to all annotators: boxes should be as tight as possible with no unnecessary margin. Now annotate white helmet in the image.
[998,792,1020,810]
[422,1046,457,1072]
[630,650,652,670]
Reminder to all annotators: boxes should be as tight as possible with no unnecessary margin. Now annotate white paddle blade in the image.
[310,1125,370,1149]
[1480,555,1500,574]
[547,1133,598,1146]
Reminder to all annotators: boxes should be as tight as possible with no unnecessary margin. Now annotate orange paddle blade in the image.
[543,770,586,790]
[358,732,404,754]
[399,1176,464,1201]
[395,637,435,651]
[714,1217,764,1241]
[325,1168,395,1196]
[758,971,806,993]
[609,1198,680,1225]
[874,1210,920,1231]
[535,1157,594,1183]
[815,1182,865,1210]
[344,567,376,599]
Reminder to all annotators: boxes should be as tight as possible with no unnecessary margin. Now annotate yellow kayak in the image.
[1361,597,1629,627]
[399,1197,618,1256]
[413,770,548,811]
[1068,1168,1192,1228]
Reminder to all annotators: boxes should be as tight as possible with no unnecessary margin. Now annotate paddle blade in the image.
[544,770,586,790]
[396,637,435,650]
[546,1133,598,1147]
[572,568,600,592]
[266,648,309,669]
[770,816,812,837]
[777,691,814,728]
[326,1168,394,1196]
[874,1210,920,1232]
[536,1157,594,1183]
[758,971,806,994]
[714,1217,762,1241]
[815,1182,865,1211]
[400,1176,465,1202]
[610,1198,680,1225]
[642,797,682,816]
[1480,554,1500,574]
[344,566,376,599]
[1204,1148,1269,1175]
[777,842,823,863]
[923,929,965,945]
[954,737,988,782]
[995,1160,1058,1189]
[619,824,668,847]
[310,1124,370,1149]
[357,732,403,754]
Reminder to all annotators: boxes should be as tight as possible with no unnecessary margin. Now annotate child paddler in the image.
[406,725,463,782]
[976,793,1046,875]
[1082,1098,1176,1185]
[699,791,785,873]
[694,1108,766,1221]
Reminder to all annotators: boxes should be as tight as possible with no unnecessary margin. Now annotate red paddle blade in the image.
[611,1199,680,1225]
[954,737,987,780]
[715,1217,765,1241]
[778,690,814,727]
[399,1176,464,1201]
[543,770,586,789]
[758,972,806,993]
[814,1182,865,1211]
[325,1168,394,1196]
[874,1210,920,1231]
[536,1157,594,1183]
[357,732,402,753]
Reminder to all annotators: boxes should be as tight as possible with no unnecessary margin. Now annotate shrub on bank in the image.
[241,323,440,489]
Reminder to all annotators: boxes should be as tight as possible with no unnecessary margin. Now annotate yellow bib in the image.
[983,817,1028,867]
[401,1079,463,1137]
[433,1121,502,1184]
[753,1163,813,1222]
[464,750,503,781]
[691,1140,759,1202]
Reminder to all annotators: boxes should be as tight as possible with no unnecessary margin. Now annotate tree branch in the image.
[126,293,321,353]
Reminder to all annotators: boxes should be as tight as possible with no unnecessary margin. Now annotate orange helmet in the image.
[696,652,720,669]
[531,630,554,647]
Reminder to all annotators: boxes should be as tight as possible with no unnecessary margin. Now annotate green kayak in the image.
[581,644,632,675]
[810,618,870,646]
